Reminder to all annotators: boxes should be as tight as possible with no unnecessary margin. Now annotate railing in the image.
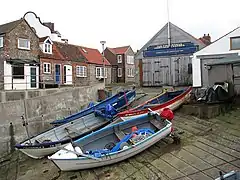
[0,74,90,90]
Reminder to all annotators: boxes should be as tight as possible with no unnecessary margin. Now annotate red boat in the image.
[117,87,192,121]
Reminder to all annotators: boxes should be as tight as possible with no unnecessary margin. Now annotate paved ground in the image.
[0,89,240,180]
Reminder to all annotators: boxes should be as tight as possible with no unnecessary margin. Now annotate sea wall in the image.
[0,83,104,158]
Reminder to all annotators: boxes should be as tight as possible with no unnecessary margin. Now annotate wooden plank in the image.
[115,131,126,140]
[65,127,81,135]
[150,119,164,130]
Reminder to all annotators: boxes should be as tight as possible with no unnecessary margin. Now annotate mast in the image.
[167,0,171,46]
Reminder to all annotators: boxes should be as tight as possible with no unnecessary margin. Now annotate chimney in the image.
[199,34,211,46]
[43,22,55,33]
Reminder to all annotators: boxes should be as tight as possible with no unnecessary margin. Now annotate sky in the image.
[1,0,239,52]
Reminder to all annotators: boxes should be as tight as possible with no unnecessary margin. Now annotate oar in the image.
[57,147,102,161]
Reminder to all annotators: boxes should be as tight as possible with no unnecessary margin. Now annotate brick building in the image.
[104,46,135,83]
[0,18,40,90]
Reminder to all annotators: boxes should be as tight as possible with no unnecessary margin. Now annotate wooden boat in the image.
[48,110,173,171]
[118,87,192,121]
[51,90,136,126]
[15,90,136,159]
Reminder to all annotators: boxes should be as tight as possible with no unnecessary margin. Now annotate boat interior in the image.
[21,113,109,146]
[74,114,169,154]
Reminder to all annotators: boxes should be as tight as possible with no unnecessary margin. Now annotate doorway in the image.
[55,64,61,84]
[30,67,37,88]
[63,65,72,84]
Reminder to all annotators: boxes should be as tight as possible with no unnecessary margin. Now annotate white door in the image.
[63,65,72,85]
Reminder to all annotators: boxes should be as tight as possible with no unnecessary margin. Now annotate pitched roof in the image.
[79,46,111,66]
[40,43,64,60]
[108,46,130,54]
[54,42,86,62]
[0,19,23,35]
[135,22,206,59]
[195,26,240,55]
[39,36,49,42]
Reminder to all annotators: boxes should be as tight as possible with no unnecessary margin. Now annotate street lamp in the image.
[100,41,106,88]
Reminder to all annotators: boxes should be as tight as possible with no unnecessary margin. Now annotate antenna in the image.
[167,0,171,46]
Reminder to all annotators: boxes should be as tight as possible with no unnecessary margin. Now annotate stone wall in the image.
[0,83,104,158]
[6,20,39,61]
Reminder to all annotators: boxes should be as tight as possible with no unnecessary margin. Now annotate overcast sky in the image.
[1,0,239,51]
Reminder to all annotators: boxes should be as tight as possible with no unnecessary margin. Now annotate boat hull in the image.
[49,122,172,171]
[118,87,192,121]
[18,143,69,159]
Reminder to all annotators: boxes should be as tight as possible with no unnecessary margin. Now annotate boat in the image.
[15,90,136,159]
[215,171,240,180]
[117,87,192,121]
[50,90,136,126]
[48,109,173,171]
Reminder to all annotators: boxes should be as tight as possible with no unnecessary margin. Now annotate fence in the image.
[1,74,90,90]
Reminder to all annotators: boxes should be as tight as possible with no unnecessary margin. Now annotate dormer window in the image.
[44,43,52,54]
[41,37,53,54]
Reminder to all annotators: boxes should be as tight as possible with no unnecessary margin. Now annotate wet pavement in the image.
[0,88,240,180]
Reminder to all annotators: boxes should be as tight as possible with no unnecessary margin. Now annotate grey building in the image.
[135,22,206,87]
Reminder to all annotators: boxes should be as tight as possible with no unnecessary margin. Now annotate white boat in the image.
[48,110,173,171]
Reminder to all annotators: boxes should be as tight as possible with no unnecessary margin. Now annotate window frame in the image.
[118,68,122,77]
[117,55,122,63]
[12,64,24,79]
[43,62,51,74]
[127,55,134,65]
[76,66,87,77]
[230,36,240,50]
[127,68,134,77]
[44,43,52,54]
[0,36,3,48]
[18,38,30,50]
[96,67,107,78]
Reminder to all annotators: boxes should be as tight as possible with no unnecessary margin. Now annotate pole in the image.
[100,41,106,88]
[167,0,171,46]
[21,115,32,144]
[102,43,105,87]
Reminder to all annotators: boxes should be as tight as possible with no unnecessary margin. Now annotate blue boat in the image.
[15,89,136,159]
[50,90,136,126]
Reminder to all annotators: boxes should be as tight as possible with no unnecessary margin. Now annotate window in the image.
[44,43,52,54]
[18,38,30,50]
[96,67,107,78]
[230,37,240,50]
[127,68,134,77]
[118,68,122,77]
[127,56,134,64]
[117,55,122,63]
[76,66,87,77]
[12,65,24,79]
[43,63,51,74]
[0,36,3,48]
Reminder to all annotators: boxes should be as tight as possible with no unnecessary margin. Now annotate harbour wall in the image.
[0,83,104,158]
